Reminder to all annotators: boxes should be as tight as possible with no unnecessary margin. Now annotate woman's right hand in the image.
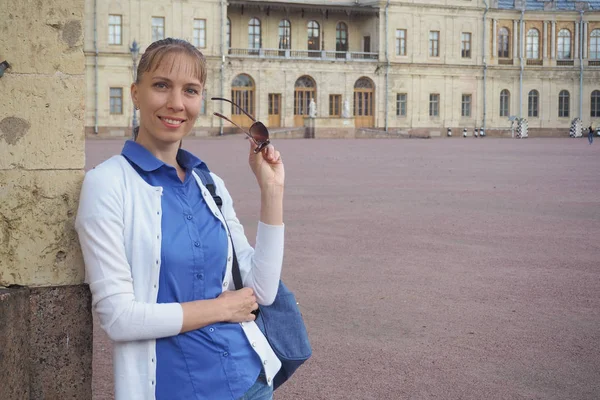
[218,287,258,323]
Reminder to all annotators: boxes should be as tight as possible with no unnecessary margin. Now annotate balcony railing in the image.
[229,48,379,61]
[526,59,543,66]
[589,60,600,67]
[556,59,574,66]
[498,58,514,65]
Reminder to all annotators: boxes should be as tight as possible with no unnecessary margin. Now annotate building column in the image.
[513,20,519,59]
[0,0,92,398]
[521,20,526,60]
[551,21,556,59]
[583,22,588,59]
[575,22,580,60]
[492,19,497,58]
[543,21,548,61]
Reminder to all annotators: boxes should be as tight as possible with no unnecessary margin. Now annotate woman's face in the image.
[131,52,203,146]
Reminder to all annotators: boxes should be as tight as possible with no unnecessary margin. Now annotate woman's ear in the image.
[131,83,139,109]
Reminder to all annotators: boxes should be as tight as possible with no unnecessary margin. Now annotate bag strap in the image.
[194,167,244,291]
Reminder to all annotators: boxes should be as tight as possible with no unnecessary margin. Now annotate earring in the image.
[135,105,140,110]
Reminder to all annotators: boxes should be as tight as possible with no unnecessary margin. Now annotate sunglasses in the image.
[211,97,271,154]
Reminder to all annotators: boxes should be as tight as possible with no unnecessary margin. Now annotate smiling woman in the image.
[75,38,285,400]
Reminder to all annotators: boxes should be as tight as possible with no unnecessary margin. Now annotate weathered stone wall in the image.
[0,0,86,287]
[0,0,92,398]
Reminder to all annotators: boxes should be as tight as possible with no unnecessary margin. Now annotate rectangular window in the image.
[461,32,471,58]
[200,89,207,115]
[500,91,510,117]
[461,94,472,117]
[329,95,341,117]
[396,93,407,117]
[559,94,570,118]
[429,94,439,117]
[590,32,600,60]
[592,92,600,118]
[269,93,281,115]
[193,19,206,48]
[396,29,407,56]
[152,17,165,42]
[429,31,440,57]
[110,87,123,115]
[108,15,122,45]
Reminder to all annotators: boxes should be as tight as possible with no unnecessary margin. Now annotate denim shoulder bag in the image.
[194,167,312,390]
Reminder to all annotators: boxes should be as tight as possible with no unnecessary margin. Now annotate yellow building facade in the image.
[84,0,600,137]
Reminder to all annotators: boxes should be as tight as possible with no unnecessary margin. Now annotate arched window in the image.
[308,21,320,57]
[500,89,510,117]
[231,74,255,127]
[557,29,571,60]
[226,18,231,50]
[526,29,539,59]
[336,22,348,54]
[278,20,291,50]
[591,90,600,118]
[294,75,317,126]
[558,90,570,118]
[590,29,600,60]
[528,90,539,118]
[354,77,375,128]
[248,18,261,53]
[498,27,510,58]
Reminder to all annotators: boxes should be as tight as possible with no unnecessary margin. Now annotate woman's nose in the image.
[167,91,184,111]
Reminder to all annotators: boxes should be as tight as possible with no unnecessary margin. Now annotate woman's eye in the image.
[186,88,199,95]
[154,82,167,89]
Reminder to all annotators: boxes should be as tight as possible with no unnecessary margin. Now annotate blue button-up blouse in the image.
[122,141,261,400]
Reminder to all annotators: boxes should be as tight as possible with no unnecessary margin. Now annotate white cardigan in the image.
[75,155,283,400]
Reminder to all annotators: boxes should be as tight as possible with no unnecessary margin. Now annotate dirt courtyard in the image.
[85,137,600,400]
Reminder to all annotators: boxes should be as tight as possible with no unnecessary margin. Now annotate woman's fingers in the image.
[261,145,282,164]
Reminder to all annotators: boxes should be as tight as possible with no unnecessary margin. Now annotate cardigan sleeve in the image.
[75,166,183,342]
[212,173,284,305]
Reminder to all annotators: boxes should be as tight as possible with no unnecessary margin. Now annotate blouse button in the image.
[267,377,272,385]
[186,215,193,220]
[209,327,215,332]
[194,241,200,247]
[214,211,219,217]
[251,342,257,348]
[227,256,232,262]
[263,360,268,365]
[223,281,228,287]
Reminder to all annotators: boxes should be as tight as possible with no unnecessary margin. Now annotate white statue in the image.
[309,98,317,118]
[342,99,351,118]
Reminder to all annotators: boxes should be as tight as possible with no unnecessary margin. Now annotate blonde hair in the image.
[134,38,207,139]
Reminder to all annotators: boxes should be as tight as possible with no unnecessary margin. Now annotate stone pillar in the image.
[0,0,92,399]
[513,20,519,59]
[543,21,548,61]
[492,19,497,58]
[583,22,588,59]
[575,22,580,60]
[551,21,556,59]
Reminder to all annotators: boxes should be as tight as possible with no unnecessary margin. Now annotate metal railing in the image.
[589,60,600,67]
[526,59,543,66]
[556,60,574,66]
[498,59,514,65]
[229,48,379,61]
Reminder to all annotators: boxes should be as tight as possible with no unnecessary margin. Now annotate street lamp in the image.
[129,40,140,138]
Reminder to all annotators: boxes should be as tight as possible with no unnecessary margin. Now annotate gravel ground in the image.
[86,137,600,400]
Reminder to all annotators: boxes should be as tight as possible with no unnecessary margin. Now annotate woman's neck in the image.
[135,133,180,168]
